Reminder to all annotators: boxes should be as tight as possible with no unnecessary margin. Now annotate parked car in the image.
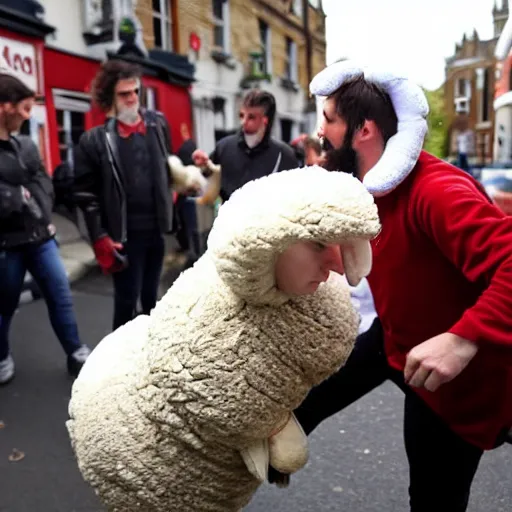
[478,167,512,215]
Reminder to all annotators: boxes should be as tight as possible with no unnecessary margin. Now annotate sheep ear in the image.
[240,439,269,482]
[340,239,373,287]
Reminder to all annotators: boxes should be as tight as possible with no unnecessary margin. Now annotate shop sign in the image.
[0,36,37,91]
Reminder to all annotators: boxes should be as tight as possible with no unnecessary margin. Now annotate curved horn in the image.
[310,61,429,197]
[361,74,429,196]
[495,16,512,60]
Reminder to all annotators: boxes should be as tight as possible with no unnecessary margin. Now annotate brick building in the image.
[444,2,508,165]
[136,0,327,153]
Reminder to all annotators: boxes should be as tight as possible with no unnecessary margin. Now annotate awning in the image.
[0,2,54,39]
[109,48,196,88]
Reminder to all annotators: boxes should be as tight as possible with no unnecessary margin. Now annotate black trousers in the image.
[112,230,165,330]
[295,319,484,512]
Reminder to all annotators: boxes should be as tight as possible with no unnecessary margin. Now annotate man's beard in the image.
[322,136,359,177]
[116,106,139,125]
[243,124,266,149]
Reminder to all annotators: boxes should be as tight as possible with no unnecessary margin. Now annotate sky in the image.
[323,0,502,90]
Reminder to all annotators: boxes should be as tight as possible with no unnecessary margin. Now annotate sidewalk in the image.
[53,211,97,283]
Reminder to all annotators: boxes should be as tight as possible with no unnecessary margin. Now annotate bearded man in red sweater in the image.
[277,62,512,511]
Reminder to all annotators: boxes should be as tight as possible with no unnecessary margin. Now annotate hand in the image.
[93,235,125,274]
[192,149,209,168]
[404,333,478,392]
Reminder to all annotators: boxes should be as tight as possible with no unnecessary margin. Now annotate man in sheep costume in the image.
[67,165,380,512]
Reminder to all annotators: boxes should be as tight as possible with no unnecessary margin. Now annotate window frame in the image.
[258,19,272,76]
[152,0,173,51]
[285,36,298,83]
[212,0,231,54]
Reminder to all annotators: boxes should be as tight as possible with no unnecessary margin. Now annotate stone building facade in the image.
[137,0,327,153]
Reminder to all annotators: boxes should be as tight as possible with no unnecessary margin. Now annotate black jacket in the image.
[211,131,298,201]
[73,110,175,244]
[0,136,54,249]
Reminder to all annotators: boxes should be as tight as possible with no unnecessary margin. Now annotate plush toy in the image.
[67,166,380,512]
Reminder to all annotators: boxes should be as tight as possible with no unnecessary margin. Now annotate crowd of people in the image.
[0,55,511,512]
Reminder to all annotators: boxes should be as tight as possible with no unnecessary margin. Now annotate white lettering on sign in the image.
[0,37,37,91]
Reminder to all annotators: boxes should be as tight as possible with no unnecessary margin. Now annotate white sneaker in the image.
[71,345,91,363]
[0,355,15,384]
[67,345,91,377]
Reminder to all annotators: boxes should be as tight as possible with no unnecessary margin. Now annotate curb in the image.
[66,259,98,284]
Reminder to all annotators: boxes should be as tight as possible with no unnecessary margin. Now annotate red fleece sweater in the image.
[368,151,512,450]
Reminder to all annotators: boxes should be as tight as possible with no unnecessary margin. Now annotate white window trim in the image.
[153,0,173,51]
[259,21,272,76]
[222,1,231,53]
[287,39,298,82]
[212,0,230,53]
[52,89,91,113]
[146,87,157,110]
[56,109,86,168]
[454,97,469,114]
[475,121,492,130]
[265,26,272,75]
[454,78,471,99]
[475,68,490,124]
[292,0,303,18]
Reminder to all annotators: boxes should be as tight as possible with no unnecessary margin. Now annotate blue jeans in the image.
[112,230,165,330]
[0,238,82,361]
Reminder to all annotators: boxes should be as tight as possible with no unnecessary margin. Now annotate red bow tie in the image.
[117,119,147,138]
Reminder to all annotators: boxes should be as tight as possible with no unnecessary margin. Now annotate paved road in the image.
[1,271,511,511]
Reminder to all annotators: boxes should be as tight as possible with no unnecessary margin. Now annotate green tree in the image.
[423,86,449,158]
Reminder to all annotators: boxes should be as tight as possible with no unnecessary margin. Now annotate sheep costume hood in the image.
[310,60,429,197]
[67,166,380,512]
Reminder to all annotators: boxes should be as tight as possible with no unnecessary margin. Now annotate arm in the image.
[415,172,512,348]
[73,131,107,243]
[0,182,24,218]
[195,160,221,206]
[17,137,54,221]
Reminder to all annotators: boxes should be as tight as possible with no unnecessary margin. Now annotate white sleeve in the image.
[348,277,377,335]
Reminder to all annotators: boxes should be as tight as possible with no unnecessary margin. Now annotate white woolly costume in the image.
[67,166,380,512]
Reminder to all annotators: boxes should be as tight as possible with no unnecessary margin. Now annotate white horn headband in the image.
[310,61,429,197]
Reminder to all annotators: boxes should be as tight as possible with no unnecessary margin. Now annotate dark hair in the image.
[302,136,322,155]
[330,74,398,144]
[242,89,276,126]
[0,74,35,104]
[92,59,142,112]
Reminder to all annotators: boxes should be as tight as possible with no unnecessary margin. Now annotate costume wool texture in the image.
[67,166,380,512]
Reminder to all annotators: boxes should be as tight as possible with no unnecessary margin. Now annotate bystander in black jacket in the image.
[212,131,298,201]
[73,109,175,244]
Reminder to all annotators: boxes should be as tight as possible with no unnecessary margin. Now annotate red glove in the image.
[93,236,126,274]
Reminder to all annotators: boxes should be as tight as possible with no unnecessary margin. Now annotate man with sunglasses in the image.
[74,59,175,330]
